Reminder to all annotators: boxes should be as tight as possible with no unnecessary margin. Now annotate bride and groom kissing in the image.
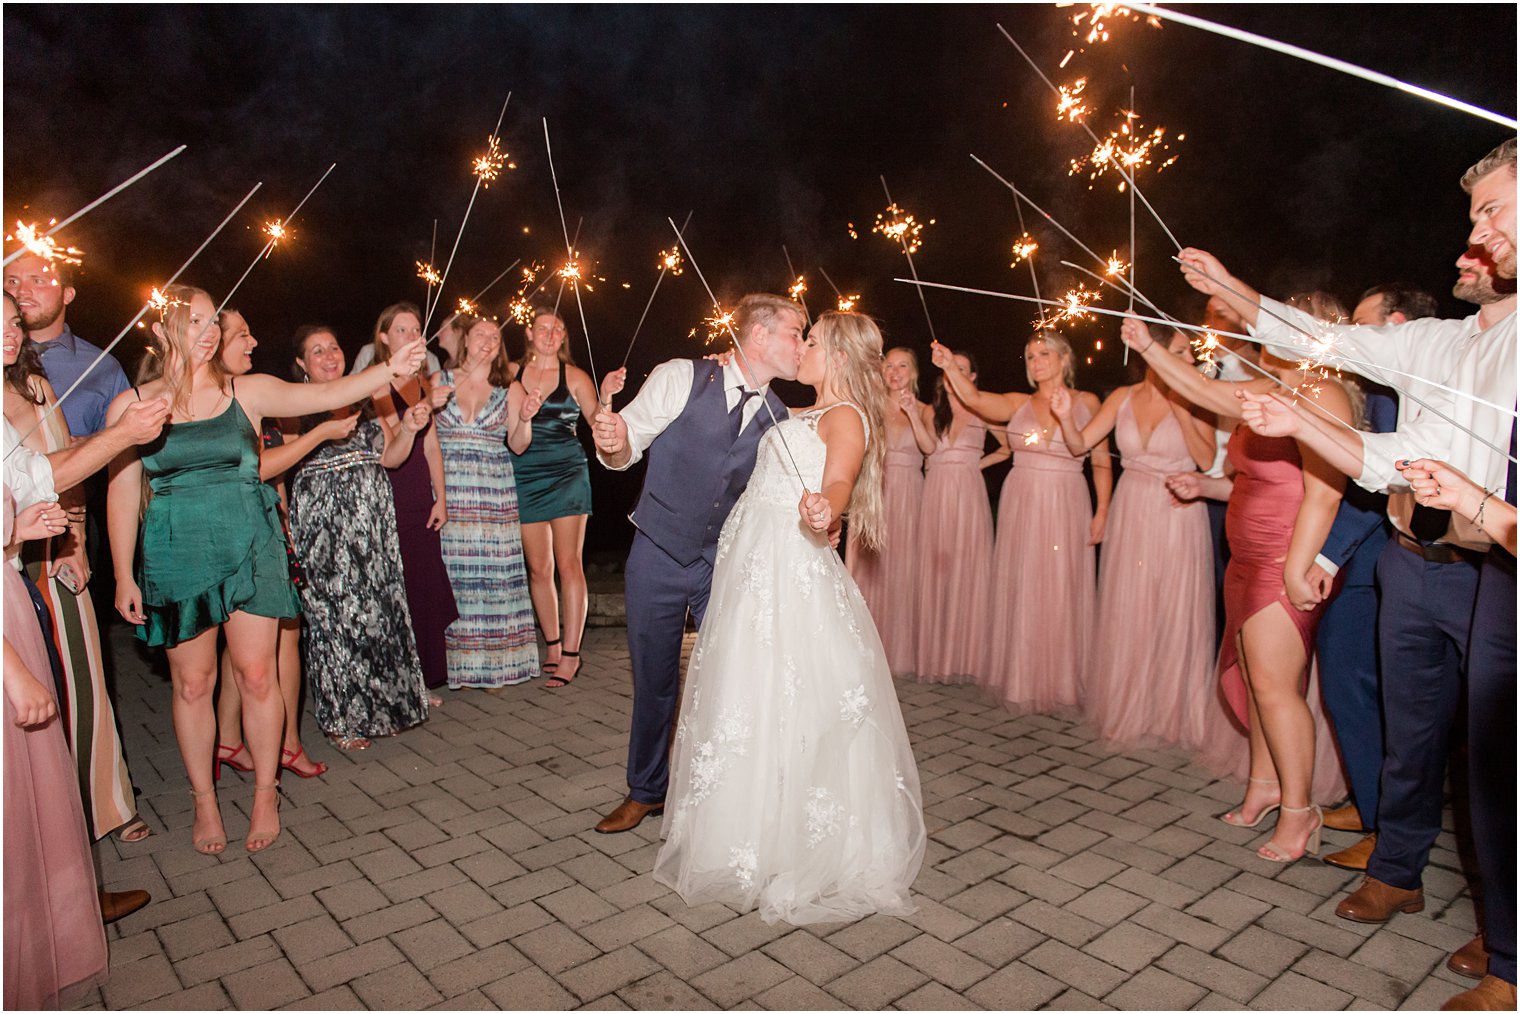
[589,293,925,926]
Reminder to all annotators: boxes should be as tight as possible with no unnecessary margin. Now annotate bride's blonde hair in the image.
[812,311,889,551]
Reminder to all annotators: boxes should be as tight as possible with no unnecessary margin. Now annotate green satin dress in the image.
[135,389,300,648]
[509,360,593,524]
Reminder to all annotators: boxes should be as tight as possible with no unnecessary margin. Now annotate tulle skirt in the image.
[848,464,923,676]
[912,463,993,684]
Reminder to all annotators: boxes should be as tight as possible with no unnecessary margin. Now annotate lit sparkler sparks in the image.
[1191,330,1221,371]
[867,201,933,254]
[147,286,183,316]
[658,246,684,275]
[417,261,443,286]
[1023,430,1041,446]
[1105,252,1129,277]
[688,307,737,345]
[1056,2,1162,63]
[1068,116,1181,190]
[1036,284,1100,328]
[6,221,84,266]
[1056,78,1090,123]
[788,275,807,303]
[507,298,533,325]
[837,294,861,312]
[472,134,514,188]
[1011,233,1039,267]
[456,297,479,316]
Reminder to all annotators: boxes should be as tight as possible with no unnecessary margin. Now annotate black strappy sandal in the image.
[544,650,579,689]
[541,637,562,675]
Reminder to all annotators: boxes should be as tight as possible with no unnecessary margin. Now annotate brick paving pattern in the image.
[81,624,1479,1010]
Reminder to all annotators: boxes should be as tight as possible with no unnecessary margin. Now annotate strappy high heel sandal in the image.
[188,788,227,855]
[1258,804,1323,863]
[215,742,255,782]
[1220,777,1282,829]
[246,783,282,853]
[541,637,562,676]
[544,650,579,689]
[280,745,328,779]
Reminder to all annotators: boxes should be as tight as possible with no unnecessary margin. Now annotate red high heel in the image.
[280,745,328,779]
[215,742,255,782]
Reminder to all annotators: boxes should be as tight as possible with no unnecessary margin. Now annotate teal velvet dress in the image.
[510,360,593,523]
[135,389,300,648]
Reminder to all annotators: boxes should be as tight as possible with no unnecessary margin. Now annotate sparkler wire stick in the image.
[971,155,1113,277]
[1127,4,1517,130]
[3,145,187,268]
[6,183,263,459]
[426,93,512,336]
[468,257,521,305]
[1011,189,1043,305]
[548,216,584,321]
[997,24,1183,252]
[620,211,693,371]
[781,244,811,324]
[898,276,1519,463]
[669,217,808,489]
[1125,83,1137,366]
[817,266,844,300]
[879,176,938,342]
[542,122,602,401]
[425,219,439,320]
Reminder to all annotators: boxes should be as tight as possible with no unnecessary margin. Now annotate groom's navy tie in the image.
[730,388,757,441]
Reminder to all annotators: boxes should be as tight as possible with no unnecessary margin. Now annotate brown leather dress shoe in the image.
[1335,875,1424,923]
[1322,802,1367,833]
[99,888,151,925]
[1449,935,1491,980]
[595,797,664,834]
[1440,974,1516,1010]
[1324,832,1377,871]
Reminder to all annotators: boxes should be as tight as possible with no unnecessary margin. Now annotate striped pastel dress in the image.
[434,372,539,688]
[15,388,139,840]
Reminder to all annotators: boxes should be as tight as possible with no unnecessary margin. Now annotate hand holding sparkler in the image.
[798,490,834,534]
[1176,248,1235,298]
[928,341,954,370]
[520,387,545,422]
[1049,385,1074,420]
[312,413,363,444]
[1237,390,1301,438]
[600,368,628,404]
[117,397,172,445]
[429,385,454,410]
[1117,317,1156,355]
[591,406,629,461]
[385,336,428,380]
[1399,458,1494,521]
[400,401,433,435]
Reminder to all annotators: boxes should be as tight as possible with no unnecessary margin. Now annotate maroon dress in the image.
[385,385,459,690]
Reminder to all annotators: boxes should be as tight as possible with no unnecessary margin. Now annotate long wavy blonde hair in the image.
[138,283,225,416]
[811,311,889,550]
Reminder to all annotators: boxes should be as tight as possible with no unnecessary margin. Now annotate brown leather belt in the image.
[1395,531,1482,566]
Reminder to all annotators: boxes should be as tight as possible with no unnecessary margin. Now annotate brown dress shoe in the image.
[1449,935,1491,980]
[1440,974,1516,1010]
[1324,832,1377,871]
[595,797,664,834]
[99,888,151,925]
[1335,875,1424,923]
[1322,802,1367,833]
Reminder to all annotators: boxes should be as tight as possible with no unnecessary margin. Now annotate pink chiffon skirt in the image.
[912,462,992,683]
[848,462,924,676]
[985,464,1096,712]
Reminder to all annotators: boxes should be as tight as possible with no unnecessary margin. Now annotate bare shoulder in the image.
[818,402,867,441]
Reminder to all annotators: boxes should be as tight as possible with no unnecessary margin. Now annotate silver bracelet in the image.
[1474,489,1495,529]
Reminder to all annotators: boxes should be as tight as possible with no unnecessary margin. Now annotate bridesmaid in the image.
[371,303,458,701]
[288,326,431,748]
[913,349,996,684]
[933,331,1112,713]
[2,294,149,842]
[106,285,427,855]
[213,313,329,778]
[510,307,600,688]
[846,346,935,675]
[433,316,543,689]
[1051,323,1217,746]
[1118,310,1353,863]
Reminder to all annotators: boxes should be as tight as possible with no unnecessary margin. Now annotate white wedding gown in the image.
[652,403,926,925]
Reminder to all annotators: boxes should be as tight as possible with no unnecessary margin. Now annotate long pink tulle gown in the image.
[847,415,925,676]
[913,415,992,683]
[1207,426,1346,803]
[986,398,1096,712]
[1085,397,1217,747]
[4,488,108,1010]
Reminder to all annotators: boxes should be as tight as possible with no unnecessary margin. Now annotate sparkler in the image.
[424,92,513,335]
[816,266,860,313]
[4,222,84,266]
[782,244,810,324]
[542,119,603,399]
[1127,3,1517,129]
[1058,2,1161,61]
[874,177,937,341]
[2,145,186,268]
[456,297,479,317]
[416,261,443,286]
[1037,283,1101,329]
[465,257,521,307]
[668,217,808,488]
[1011,234,1040,267]
[620,211,693,371]
[1056,78,1090,123]
[7,183,262,459]
[998,24,1183,252]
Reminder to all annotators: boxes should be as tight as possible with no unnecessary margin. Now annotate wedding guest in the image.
[933,331,1111,712]
[912,349,994,684]
[432,316,542,689]
[846,347,934,675]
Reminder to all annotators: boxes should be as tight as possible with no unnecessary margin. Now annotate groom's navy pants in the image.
[1469,548,1516,983]
[624,531,714,806]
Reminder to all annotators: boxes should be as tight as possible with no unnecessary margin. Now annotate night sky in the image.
[5,5,1515,552]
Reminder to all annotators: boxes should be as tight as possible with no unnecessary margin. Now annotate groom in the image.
[590,293,805,832]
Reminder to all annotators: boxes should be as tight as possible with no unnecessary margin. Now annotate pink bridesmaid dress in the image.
[913,415,993,683]
[847,416,925,675]
[3,489,108,1010]
[986,399,1097,712]
[1085,397,1216,747]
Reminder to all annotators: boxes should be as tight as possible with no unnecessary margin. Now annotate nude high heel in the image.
[1220,777,1281,829]
[188,788,227,855]
[1258,804,1323,863]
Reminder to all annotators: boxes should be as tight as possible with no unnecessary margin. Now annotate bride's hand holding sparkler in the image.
[1238,391,1300,437]
[799,490,833,534]
[428,384,454,410]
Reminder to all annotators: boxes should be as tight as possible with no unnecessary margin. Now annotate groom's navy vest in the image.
[631,359,787,567]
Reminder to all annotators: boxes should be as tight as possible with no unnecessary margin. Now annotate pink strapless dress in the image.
[1213,427,1347,802]
[847,418,925,676]
[3,489,107,1010]
[913,416,993,683]
[985,400,1096,713]
[1086,398,1216,748]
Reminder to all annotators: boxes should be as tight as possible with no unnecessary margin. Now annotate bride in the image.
[652,311,926,925]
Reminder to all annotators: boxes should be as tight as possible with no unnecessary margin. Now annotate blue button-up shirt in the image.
[36,325,131,437]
